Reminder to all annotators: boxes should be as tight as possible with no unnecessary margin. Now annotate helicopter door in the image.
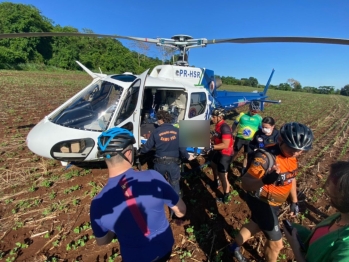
[110,69,149,149]
[186,91,208,120]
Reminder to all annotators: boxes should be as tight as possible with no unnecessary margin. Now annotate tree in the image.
[278,83,292,91]
[340,84,349,96]
[318,86,335,94]
[287,78,302,92]
[128,40,151,67]
[248,77,258,87]
[0,2,53,66]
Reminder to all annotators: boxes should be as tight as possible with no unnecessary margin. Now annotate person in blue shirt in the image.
[140,110,191,196]
[90,127,186,262]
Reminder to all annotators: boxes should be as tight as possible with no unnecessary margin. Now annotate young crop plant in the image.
[64,184,81,194]
[49,191,57,200]
[107,253,119,262]
[41,180,53,188]
[72,198,81,206]
[88,181,103,198]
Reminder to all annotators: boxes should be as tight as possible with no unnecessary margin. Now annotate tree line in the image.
[217,75,349,96]
[0,2,348,96]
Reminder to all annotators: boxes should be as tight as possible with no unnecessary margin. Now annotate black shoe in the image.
[216,193,230,204]
[228,243,249,262]
[234,249,249,262]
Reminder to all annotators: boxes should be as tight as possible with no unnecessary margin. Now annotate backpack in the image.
[246,148,276,173]
[246,148,298,187]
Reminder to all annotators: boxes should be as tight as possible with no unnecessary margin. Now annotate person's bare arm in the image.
[289,179,298,203]
[95,231,115,246]
[170,198,186,218]
[213,138,230,150]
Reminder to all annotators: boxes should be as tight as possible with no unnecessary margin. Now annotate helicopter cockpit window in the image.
[188,92,207,118]
[114,79,140,126]
[49,80,123,131]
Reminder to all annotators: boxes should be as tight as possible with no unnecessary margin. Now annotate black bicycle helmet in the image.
[280,122,313,150]
[249,101,261,111]
[97,127,136,159]
[211,108,225,117]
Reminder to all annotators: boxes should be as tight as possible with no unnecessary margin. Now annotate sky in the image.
[3,0,349,89]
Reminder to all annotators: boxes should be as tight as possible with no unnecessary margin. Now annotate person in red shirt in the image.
[209,108,234,203]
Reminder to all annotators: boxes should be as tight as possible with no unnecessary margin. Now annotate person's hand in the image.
[204,143,214,152]
[290,202,299,216]
[261,164,280,185]
[283,227,301,251]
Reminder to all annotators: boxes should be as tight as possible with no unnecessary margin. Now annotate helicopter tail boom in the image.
[262,69,275,96]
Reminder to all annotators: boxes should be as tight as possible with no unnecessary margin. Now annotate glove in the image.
[290,202,299,216]
[204,144,214,152]
[261,170,279,185]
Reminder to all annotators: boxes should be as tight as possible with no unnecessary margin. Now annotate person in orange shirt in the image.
[229,122,314,262]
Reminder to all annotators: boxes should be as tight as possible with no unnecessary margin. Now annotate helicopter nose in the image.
[26,117,101,161]
[26,118,53,159]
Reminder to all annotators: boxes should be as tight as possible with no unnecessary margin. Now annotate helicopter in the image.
[2,32,349,165]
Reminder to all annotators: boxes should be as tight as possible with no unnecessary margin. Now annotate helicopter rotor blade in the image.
[2,32,349,48]
[0,32,161,44]
[206,36,349,46]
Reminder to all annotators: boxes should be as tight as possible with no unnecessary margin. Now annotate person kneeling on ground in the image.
[284,161,349,262]
[90,127,186,262]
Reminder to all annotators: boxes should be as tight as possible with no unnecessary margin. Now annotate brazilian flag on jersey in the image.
[235,112,262,140]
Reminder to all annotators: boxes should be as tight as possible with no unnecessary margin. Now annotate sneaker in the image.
[228,243,249,262]
[233,249,249,262]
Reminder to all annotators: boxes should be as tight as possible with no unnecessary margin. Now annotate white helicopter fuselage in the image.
[26,63,216,162]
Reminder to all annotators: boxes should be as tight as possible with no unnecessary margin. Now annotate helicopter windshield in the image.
[50,80,123,131]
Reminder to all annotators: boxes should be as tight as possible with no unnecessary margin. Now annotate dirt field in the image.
[1,70,349,262]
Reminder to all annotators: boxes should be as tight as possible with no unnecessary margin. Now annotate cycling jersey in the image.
[235,112,262,140]
[247,146,298,206]
[213,120,234,156]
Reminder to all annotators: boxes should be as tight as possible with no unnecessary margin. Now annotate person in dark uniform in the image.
[249,116,279,151]
[209,108,234,203]
[140,110,191,196]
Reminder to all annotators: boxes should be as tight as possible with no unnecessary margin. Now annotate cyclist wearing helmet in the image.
[90,127,186,262]
[209,108,234,203]
[232,101,263,175]
[229,122,313,262]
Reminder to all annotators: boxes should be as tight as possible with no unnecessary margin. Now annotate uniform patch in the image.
[257,137,263,142]
[254,157,266,165]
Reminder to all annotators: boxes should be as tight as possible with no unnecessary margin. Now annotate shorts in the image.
[246,194,282,241]
[234,137,252,154]
[212,152,233,173]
